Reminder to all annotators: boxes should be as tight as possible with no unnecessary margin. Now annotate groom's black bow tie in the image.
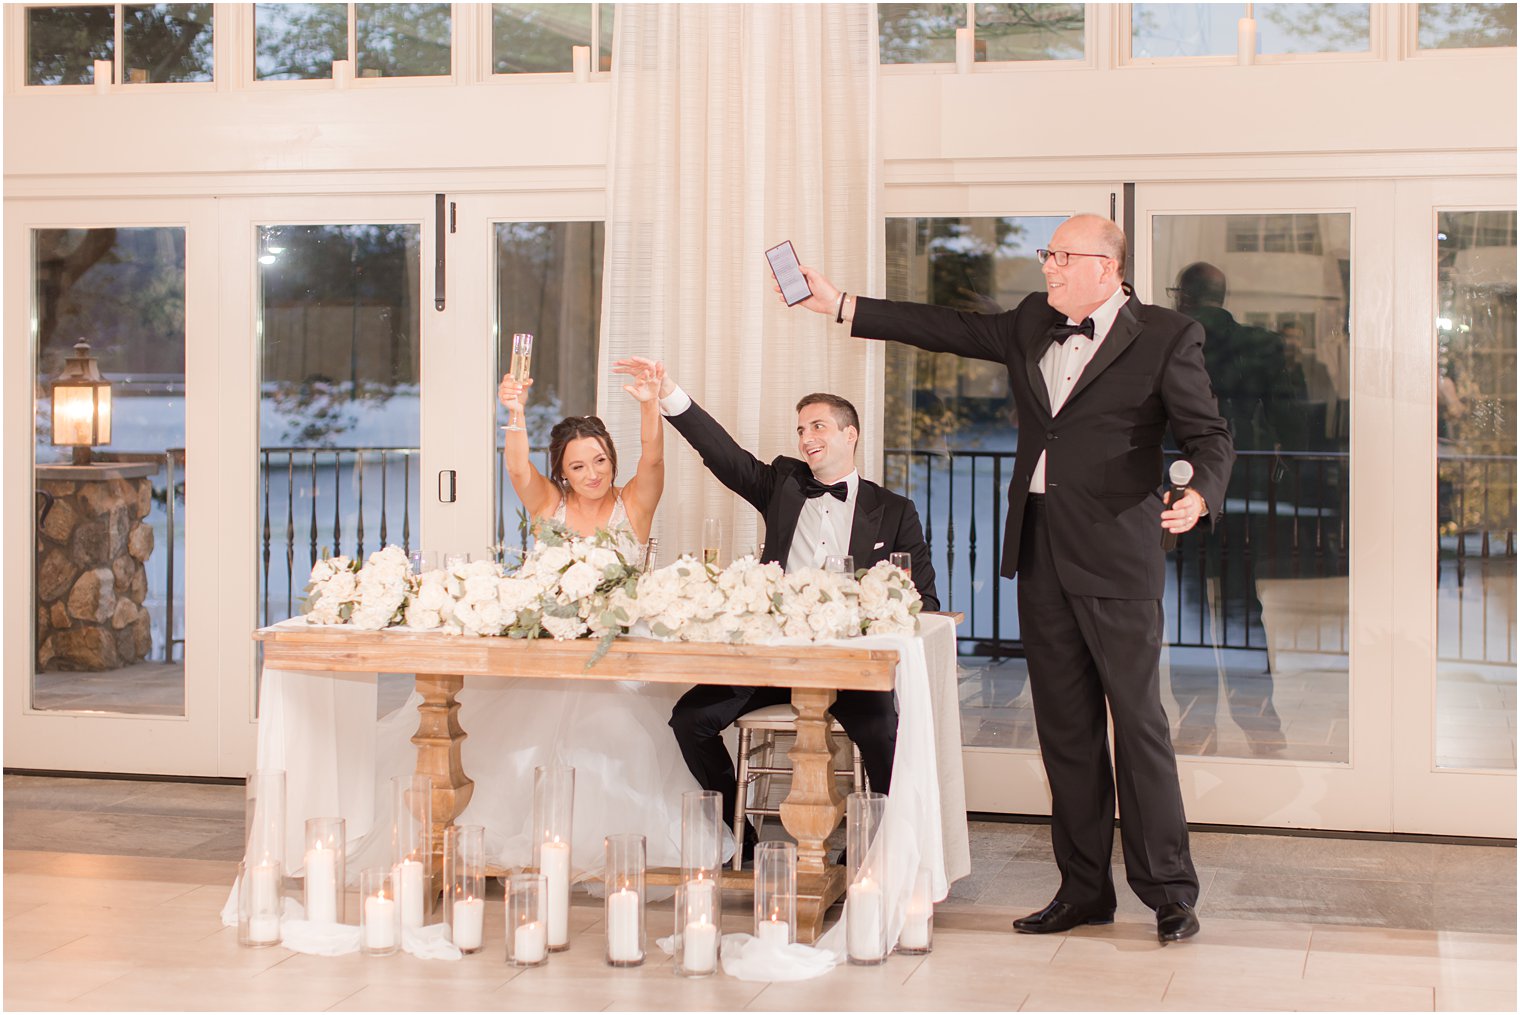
[1048,318,1095,344]
[800,475,848,501]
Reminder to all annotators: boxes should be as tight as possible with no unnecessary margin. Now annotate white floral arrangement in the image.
[301,527,923,657]
[303,545,409,630]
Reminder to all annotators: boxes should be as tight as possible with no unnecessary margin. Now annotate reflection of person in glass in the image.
[1169,262,1306,454]
[496,359,666,545]
[1169,264,1293,757]
[797,214,1233,945]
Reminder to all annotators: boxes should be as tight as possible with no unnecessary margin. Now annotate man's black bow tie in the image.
[800,475,848,501]
[1048,318,1095,344]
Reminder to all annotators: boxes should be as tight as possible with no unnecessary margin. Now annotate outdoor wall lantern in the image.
[51,339,112,465]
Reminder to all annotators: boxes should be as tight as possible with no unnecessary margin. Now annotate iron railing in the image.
[252,444,1515,666]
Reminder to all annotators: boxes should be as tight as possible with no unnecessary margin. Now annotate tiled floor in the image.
[3,775,1516,1011]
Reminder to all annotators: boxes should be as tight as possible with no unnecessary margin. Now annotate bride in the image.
[421,358,718,876]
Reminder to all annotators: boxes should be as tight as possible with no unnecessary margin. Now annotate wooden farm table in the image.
[253,624,904,941]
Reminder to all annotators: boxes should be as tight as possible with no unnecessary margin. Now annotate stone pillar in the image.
[35,461,157,671]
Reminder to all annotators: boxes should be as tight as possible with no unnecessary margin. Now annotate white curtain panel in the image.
[599,3,879,562]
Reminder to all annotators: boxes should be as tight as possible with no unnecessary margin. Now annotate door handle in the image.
[434,192,447,311]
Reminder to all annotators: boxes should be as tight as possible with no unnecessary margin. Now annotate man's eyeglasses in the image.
[1036,249,1112,267]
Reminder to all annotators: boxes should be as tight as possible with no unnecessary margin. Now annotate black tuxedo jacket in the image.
[666,397,940,612]
[853,289,1233,600]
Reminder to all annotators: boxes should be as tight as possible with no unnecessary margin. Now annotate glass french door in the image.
[4,191,608,777]
[215,194,482,775]
[875,182,1121,822]
[4,197,221,774]
[888,178,1514,837]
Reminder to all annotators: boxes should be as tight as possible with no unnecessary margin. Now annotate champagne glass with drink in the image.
[505,333,534,432]
[701,518,721,567]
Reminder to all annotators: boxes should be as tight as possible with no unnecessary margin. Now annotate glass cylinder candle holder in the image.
[359,867,401,956]
[444,824,486,953]
[236,859,283,948]
[603,833,646,967]
[846,790,888,965]
[753,841,796,947]
[506,873,549,966]
[896,867,935,955]
[674,879,720,977]
[244,769,286,874]
[532,764,575,951]
[391,774,433,930]
[302,817,345,925]
[676,789,723,975]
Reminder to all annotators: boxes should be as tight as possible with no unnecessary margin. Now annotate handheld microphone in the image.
[1161,460,1195,552]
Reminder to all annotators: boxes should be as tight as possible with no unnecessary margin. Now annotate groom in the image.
[620,357,939,850]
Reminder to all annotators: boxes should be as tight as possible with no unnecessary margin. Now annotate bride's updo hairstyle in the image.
[548,415,619,489]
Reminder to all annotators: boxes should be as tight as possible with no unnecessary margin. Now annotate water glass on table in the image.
[824,554,854,576]
[888,552,912,581]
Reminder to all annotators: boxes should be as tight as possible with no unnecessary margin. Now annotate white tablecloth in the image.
[244,614,969,938]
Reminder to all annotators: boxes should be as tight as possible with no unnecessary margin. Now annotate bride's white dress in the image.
[358,493,716,880]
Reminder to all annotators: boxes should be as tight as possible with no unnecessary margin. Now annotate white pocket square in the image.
[874,542,885,550]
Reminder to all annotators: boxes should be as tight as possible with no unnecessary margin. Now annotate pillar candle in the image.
[513,919,547,963]
[755,917,790,947]
[303,845,338,924]
[397,858,425,929]
[452,896,484,951]
[250,862,281,917]
[899,903,931,950]
[955,27,974,74]
[606,888,641,962]
[681,919,718,974]
[364,893,397,950]
[685,876,716,924]
[847,878,884,961]
[541,839,571,947]
[572,45,590,82]
[247,914,280,944]
[1237,18,1257,65]
[93,59,112,93]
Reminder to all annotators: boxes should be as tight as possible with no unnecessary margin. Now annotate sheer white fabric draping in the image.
[598,3,881,561]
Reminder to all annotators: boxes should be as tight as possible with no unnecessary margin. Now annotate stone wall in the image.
[35,464,156,671]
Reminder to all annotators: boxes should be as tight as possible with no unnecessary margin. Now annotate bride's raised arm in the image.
[612,358,666,535]
[497,374,559,518]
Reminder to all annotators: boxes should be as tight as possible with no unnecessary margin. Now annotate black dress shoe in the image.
[1012,900,1115,935]
[1156,901,1200,944]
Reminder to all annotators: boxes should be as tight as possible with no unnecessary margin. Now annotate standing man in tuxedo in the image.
[794,214,1233,944]
[615,356,938,853]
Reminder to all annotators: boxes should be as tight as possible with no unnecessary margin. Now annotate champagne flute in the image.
[701,518,721,567]
[505,333,534,432]
[888,552,912,581]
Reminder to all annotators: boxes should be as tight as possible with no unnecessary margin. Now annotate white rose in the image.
[463,574,499,602]
[535,545,573,574]
[559,561,600,601]
[541,612,588,640]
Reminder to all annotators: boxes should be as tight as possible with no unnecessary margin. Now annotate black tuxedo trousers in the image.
[669,685,897,837]
[1019,497,1198,910]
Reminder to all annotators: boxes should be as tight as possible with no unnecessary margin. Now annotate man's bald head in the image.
[1063,214,1127,278]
